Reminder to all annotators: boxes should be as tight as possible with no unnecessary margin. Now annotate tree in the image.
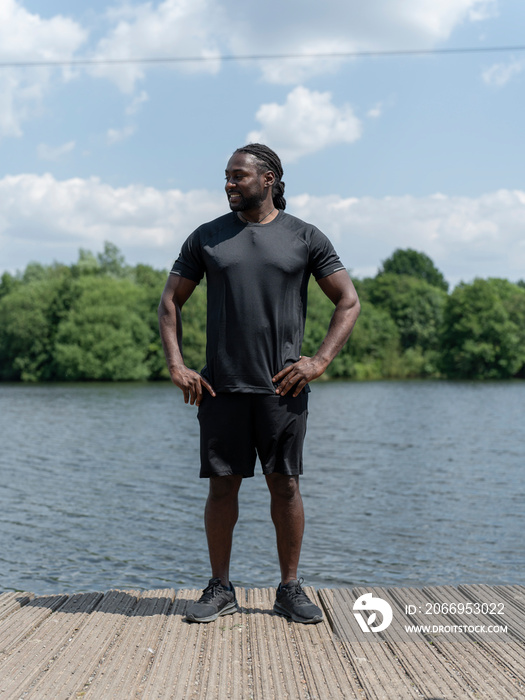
[96,241,129,278]
[302,280,404,380]
[0,272,19,299]
[334,301,403,379]
[73,248,101,276]
[440,278,525,379]
[179,281,207,372]
[379,248,448,291]
[54,276,151,380]
[367,273,446,359]
[0,279,60,381]
[22,262,48,284]
[133,264,172,379]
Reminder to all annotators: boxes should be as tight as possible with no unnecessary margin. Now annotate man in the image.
[158,143,360,624]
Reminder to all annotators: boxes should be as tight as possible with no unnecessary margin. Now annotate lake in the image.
[0,380,523,594]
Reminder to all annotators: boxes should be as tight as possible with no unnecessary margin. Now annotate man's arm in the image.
[158,274,215,406]
[273,269,361,397]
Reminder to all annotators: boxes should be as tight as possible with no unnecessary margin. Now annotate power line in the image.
[0,44,524,69]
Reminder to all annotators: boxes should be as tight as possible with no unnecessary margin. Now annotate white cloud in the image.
[0,0,499,137]
[253,39,358,86]
[1,175,524,287]
[482,59,524,87]
[0,1,86,137]
[0,173,225,271]
[126,90,149,115]
[84,0,498,90]
[37,141,76,161]
[90,0,223,93]
[289,189,525,285]
[367,103,383,119]
[107,126,136,145]
[223,0,498,84]
[247,87,362,163]
[468,0,499,21]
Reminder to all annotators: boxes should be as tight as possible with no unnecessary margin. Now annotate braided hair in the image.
[234,143,286,210]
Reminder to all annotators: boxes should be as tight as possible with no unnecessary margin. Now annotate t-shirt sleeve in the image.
[170,229,205,283]
[308,227,346,280]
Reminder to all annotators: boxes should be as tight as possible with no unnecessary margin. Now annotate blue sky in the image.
[1,0,524,287]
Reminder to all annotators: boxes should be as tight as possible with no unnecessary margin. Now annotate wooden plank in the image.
[489,585,525,643]
[196,588,250,700]
[0,584,522,700]
[0,592,33,623]
[244,587,276,699]
[140,587,253,699]
[321,587,421,700]
[247,586,306,698]
[290,586,362,699]
[373,586,480,699]
[0,594,68,657]
[0,592,102,700]
[422,585,524,697]
[395,585,520,699]
[458,584,525,680]
[387,587,483,698]
[26,589,141,700]
[81,589,175,699]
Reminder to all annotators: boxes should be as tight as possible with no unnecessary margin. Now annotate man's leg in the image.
[266,472,323,624]
[265,473,304,584]
[185,474,242,623]
[205,474,243,587]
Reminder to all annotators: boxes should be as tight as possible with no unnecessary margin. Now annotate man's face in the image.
[225,152,269,212]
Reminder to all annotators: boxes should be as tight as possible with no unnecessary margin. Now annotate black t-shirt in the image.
[170,210,345,394]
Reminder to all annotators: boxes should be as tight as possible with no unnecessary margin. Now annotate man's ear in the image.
[264,170,276,188]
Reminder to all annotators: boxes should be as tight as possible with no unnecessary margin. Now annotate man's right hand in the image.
[170,366,216,406]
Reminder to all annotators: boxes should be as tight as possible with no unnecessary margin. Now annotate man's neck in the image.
[237,205,278,225]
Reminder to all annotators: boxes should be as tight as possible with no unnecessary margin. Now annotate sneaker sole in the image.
[185,600,239,623]
[273,602,323,624]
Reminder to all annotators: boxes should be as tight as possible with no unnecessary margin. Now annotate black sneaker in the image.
[273,578,323,624]
[185,578,238,623]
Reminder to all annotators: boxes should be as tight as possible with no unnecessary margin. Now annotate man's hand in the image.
[272,356,326,397]
[170,365,216,406]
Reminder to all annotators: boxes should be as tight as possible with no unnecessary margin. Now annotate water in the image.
[0,381,523,594]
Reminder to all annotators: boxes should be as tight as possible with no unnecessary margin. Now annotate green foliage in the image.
[0,272,20,299]
[302,279,337,359]
[379,248,449,292]
[359,273,447,377]
[131,264,172,379]
[303,283,401,380]
[73,248,101,276]
[54,276,151,380]
[368,274,446,351]
[1,243,524,382]
[0,243,165,382]
[330,301,402,380]
[0,279,57,381]
[180,282,207,372]
[97,241,129,278]
[0,264,77,380]
[440,278,525,379]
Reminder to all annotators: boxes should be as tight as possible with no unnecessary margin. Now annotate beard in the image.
[228,188,267,212]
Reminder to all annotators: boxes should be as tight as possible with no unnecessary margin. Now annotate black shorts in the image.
[197,392,308,478]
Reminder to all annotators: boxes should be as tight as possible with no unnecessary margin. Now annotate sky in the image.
[0,0,524,288]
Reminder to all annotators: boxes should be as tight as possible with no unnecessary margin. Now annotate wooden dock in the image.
[0,584,523,699]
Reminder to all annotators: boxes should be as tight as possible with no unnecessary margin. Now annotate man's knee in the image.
[265,473,300,500]
[208,474,243,501]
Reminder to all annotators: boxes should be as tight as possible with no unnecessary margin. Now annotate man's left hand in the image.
[272,356,326,397]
